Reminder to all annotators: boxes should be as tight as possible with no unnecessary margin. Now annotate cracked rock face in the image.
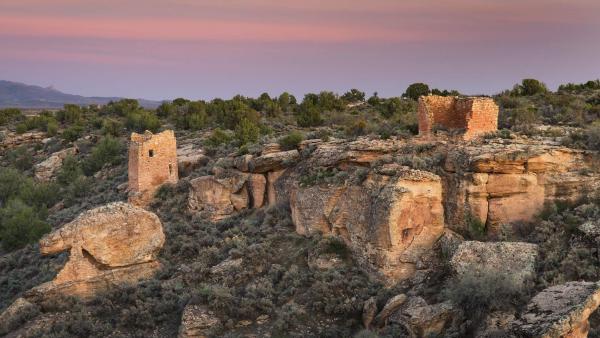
[29,202,164,299]
[34,146,78,181]
[290,168,445,283]
[443,141,600,236]
[512,281,600,338]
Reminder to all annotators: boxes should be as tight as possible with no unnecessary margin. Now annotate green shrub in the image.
[235,118,260,145]
[15,123,28,134]
[403,83,430,100]
[126,110,161,132]
[296,104,323,127]
[442,270,526,314]
[341,89,365,103]
[0,199,51,251]
[345,119,368,137]
[64,176,93,207]
[101,118,123,136]
[584,122,600,151]
[17,113,58,134]
[100,99,140,116]
[61,124,84,142]
[515,79,548,96]
[278,131,304,150]
[57,155,84,185]
[6,146,33,171]
[83,137,124,175]
[0,108,23,126]
[56,104,82,124]
[206,128,233,147]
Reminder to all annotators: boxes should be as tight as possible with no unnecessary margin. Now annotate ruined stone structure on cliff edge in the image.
[128,130,178,206]
[418,95,499,140]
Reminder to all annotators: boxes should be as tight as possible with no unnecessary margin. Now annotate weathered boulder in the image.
[28,202,164,299]
[177,144,209,176]
[248,150,299,173]
[291,168,445,283]
[178,304,220,338]
[261,143,282,154]
[389,297,460,337]
[450,241,538,285]
[210,258,242,275]
[374,294,407,326]
[34,146,78,181]
[188,171,252,221]
[306,137,400,168]
[578,220,600,243]
[512,281,600,338]
[436,229,464,259]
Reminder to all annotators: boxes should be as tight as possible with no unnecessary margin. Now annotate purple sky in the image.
[1,0,599,100]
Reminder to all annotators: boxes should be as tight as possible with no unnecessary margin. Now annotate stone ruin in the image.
[128,130,179,206]
[418,95,498,140]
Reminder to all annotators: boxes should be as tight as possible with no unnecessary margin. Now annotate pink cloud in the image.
[0,15,440,43]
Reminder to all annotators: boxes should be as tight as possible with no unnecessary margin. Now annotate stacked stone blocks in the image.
[418,95,498,140]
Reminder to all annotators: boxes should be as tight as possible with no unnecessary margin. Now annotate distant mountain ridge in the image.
[0,80,161,109]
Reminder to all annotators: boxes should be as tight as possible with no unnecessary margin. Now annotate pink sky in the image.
[1,0,599,100]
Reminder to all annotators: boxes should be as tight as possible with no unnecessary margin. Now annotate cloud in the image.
[0,15,444,43]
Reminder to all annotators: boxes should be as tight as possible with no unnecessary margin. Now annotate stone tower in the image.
[128,130,178,205]
[418,95,498,140]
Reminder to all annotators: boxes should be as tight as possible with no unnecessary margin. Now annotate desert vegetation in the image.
[2,79,600,337]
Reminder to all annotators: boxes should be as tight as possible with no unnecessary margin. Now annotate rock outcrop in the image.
[291,167,445,283]
[248,149,299,173]
[188,169,268,221]
[0,131,46,150]
[177,143,209,177]
[178,304,220,338]
[28,202,164,299]
[34,146,78,181]
[450,241,538,285]
[388,296,460,337]
[443,139,600,235]
[512,281,600,338]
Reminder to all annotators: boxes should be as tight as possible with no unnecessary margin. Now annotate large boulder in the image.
[248,150,299,173]
[188,170,268,221]
[388,297,460,337]
[450,241,538,285]
[512,281,600,338]
[34,146,78,181]
[178,304,220,338]
[177,144,209,177]
[188,175,247,221]
[28,202,164,299]
[291,168,445,283]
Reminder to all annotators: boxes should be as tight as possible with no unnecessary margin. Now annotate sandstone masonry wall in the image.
[418,95,498,140]
[128,130,178,203]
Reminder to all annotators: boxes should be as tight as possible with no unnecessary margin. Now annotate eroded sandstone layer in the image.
[444,139,600,235]
[182,135,600,283]
[28,202,165,299]
[512,281,600,338]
